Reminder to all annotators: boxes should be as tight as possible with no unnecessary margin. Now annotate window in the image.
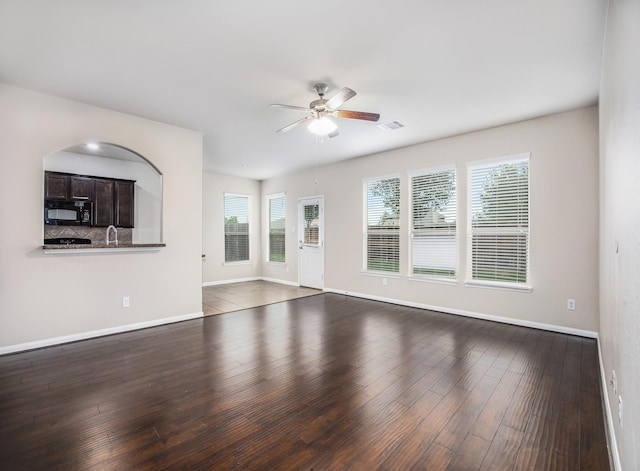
[468,154,529,287]
[224,193,250,263]
[410,167,457,280]
[302,202,320,245]
[364,176,400,273]
[268,193,286,262]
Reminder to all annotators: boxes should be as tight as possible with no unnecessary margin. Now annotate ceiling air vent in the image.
[377,120,405,131]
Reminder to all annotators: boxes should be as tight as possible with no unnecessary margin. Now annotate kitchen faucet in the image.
[106,225,118,245]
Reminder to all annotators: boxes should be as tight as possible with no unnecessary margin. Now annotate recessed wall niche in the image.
[43,143,163,244]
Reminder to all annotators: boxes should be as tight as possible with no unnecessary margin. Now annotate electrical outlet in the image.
[618,395,623,428]
[382,278,388,286]
[567,299,576,310]
[122,296,130,308]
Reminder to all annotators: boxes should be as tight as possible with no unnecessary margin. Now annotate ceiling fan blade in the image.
[275,116,312,133]
[325,87,357,109]
[269,104,310,112]
[328,128,340,139]
[334,110,381,122]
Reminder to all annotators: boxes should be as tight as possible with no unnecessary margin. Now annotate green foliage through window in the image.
[469,158,529,284]
[366,178,400,272]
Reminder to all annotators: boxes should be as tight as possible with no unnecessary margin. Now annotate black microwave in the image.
[44,200,92,226]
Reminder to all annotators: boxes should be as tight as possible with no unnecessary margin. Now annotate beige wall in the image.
[0,84,203,350]
[262,107,599,333]
[202,171,261,283]
[599,0,640,468]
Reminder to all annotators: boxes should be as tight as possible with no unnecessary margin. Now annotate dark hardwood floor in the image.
[0,294,610,470]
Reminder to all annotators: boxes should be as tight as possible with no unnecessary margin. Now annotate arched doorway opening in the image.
[43,142,163,244]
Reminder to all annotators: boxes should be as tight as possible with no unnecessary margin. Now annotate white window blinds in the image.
[365,177,400,273]
[268,194,285,263]
[410,167,457,279]
[224,193,250,262]
[468,155,529,285]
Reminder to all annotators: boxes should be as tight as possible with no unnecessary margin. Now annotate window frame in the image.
[466,153,531,292]
[362,174,401,275]
[408,165,458,284]
[266,192,286,264]
[223,192,251,265]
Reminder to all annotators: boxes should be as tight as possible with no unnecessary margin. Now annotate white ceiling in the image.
[0,0,608,180]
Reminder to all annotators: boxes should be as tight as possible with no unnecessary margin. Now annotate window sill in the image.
[266,261,286,265]
[360,270,401,279]
[465,280,532,293]
[42,243,165,255]
[223,260,252,266]
[407,275,458,286]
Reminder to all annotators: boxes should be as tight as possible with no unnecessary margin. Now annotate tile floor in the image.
[202,280,321,316]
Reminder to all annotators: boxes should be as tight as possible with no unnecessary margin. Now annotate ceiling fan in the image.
[270,83,380,138]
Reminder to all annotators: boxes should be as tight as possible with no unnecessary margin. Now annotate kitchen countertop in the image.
[42,243,166,254]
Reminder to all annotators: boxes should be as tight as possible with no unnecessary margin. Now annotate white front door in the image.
[298,196,324,289]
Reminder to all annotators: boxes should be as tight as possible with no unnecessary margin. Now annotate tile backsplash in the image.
[44,226,132,244]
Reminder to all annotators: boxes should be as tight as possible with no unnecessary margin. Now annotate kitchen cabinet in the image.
[115,180,135,228]
[45,172,68,200]
[45,173,93,201]
[44,171,135,228]
[92,178,135,228]
[93,178,115,227]
[69,176,92,200]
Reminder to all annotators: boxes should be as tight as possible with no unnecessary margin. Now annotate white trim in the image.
[597,338,622,471]
[0,311,203,355]
[362,172,402,183]
[223,191,252,199]
[360,270,401,279]
[407,275,458,286]
[202,276,260,286]
[407,164,456,177]
[202,276,300,287]
[322,288,597,338]
[260,277,299,287]
[466,152,531,170]
[43,246,163,255]
[265,261,286,266]
[223,260,252,266]
[465,280,533,293]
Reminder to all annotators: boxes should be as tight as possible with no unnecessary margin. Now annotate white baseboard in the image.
[597,338,622,471]
[323,288,598,338]
[202,276,299,288]
[202,277,261,287]
[0,311,204,355]
[260,277,300,287]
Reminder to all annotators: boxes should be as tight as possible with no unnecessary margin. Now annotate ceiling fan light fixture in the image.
[308,117,337,136]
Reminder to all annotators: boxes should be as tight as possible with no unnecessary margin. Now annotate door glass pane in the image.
[303,204,319,245]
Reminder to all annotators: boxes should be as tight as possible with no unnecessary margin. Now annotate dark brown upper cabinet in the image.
[115,180,135,228]
[44,171,135,228]
[69,176,92,200]
[93,178,115,227]
[44,172,68,200]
